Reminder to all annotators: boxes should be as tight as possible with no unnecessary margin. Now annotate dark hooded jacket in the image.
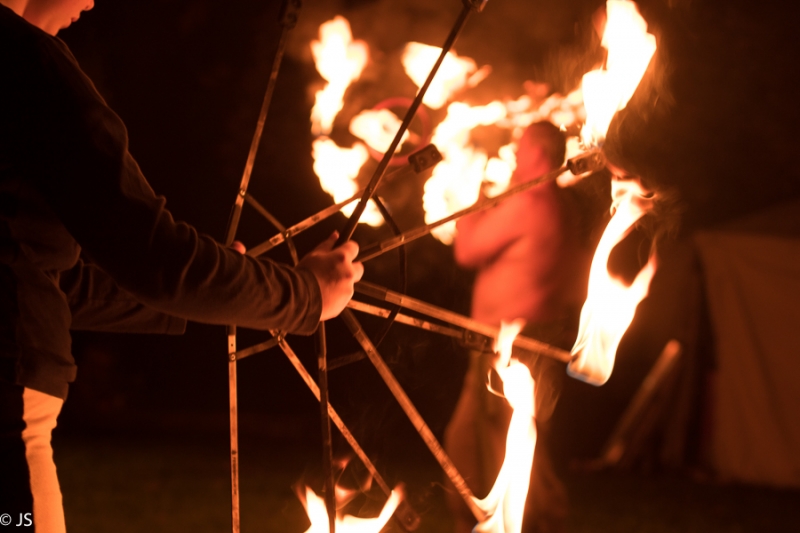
[0,5,321,399]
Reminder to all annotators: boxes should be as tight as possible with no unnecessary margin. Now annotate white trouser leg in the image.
[21,388,66,533]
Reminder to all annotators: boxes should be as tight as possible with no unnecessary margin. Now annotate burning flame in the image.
[568,179,657,385]
[309,17,382,227]
[473,320,537,533]
[413,80,586,243]
[300,486,402,533]
[580,0,656,147]
[401,43,479,110]
[349,109,410,153]
[311,138,383,226]
[422,101,506,244]
[310,17,369,136]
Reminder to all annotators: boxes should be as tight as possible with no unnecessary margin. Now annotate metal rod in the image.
[277,337,391,494]
[222,5,300,532]
[346,299,569,360]
[347,300,465,339]
[354,282,572,363]
[276,336,422,531]
[232,338,280,361]
[225,0,299,246]
[340,309,487,522]
[357,149,606,262]
[358,164,565,262]
[600,340,682,465]
[227,326,240,533]
[335,4,475,246]
[246,163,415,258]
[243,194,299,264]
[316,323,336,533]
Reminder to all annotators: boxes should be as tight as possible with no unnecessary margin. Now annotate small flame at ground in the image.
[310,17,369,136]
[580,0,656,147]
[473,320,537,533]
[301,486,402,533]
[568,179,657,385]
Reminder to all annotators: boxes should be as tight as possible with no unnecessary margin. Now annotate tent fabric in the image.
[694,230,800,488]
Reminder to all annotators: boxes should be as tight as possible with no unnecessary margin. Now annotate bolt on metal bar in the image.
[227,327,240,533]
[243,194,300,264]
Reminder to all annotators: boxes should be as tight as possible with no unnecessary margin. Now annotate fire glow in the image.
[401,46,586,244]
[309,17,382,227]
[568,179,657,385]
[580,0,656,147]
[300,485,402,533]
[310,16,368,136]
[473,320,537,533]
[349,109,409,154]
[566,0,658,385]
[401,42,484,110]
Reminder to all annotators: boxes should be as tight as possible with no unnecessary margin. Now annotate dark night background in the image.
[45,0,800,531]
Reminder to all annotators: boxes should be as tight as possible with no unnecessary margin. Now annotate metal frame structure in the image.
[220,1,606,531]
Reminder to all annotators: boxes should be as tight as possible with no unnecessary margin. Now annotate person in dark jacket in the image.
[0,1,363,531]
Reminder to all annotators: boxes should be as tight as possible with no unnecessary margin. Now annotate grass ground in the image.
[54,430,800,533]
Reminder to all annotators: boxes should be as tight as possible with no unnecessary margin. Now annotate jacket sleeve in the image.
[60,258,187,334]
[6,33,321,335]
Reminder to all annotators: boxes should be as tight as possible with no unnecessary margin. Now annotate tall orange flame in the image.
[568,179,656,385]
[309,17,382,227]
[581,0,656,147]
[310,17,368,136]
[401,42,479,110]
[472,320,537,533]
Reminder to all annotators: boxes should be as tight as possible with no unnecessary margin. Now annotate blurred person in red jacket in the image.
[445,121,587,533]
